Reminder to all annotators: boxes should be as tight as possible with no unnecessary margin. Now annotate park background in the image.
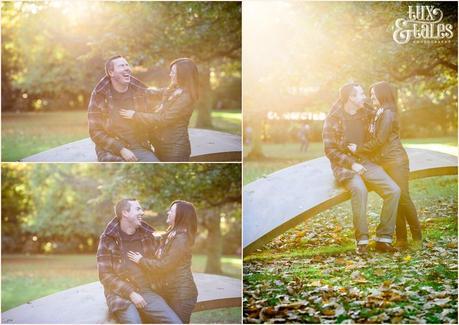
[244,1,456,172]
[243,1,457,323]
[1,1,241,161]
[1,163,242,323]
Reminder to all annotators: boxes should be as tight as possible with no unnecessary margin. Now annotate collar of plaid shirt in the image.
[93,75,148,94]
[103,217,155,240]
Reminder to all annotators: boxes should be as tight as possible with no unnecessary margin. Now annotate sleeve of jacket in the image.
[356,110,394,155]
[146,87,165,100]
[138,234,188,273]
[88,89,125,154]
[96,235,136,299]
[133,92,193,128]
[322,116,356,169]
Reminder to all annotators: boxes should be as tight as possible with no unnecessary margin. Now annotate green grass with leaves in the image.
[2,254,241,323]
[244,176,457,323]
[1,109,241,161]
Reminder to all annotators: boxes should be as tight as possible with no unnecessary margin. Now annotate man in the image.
[88,56,159,162]
[97,199,182,324]
[323,82,400,255]
[298,122,310,153]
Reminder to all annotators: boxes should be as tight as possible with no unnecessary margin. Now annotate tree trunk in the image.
[196,65,213,128]
[246,117,265,160]
[204,214,222,274]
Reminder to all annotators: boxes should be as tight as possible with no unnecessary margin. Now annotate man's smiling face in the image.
[122,200,144,229]
[349,85,367,109]
[109,57,131,86]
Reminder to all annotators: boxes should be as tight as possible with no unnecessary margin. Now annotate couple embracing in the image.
[88,55,199,162]
[97,199,198,324]
[323,81,422,255]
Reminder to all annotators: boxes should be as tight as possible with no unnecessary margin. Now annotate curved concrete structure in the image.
[243,148,457,254]
[20,128,241,162]
[1,273,241,324]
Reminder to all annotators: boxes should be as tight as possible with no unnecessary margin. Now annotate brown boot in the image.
[375,242,398,253]
[394,240,408,249]
[356,244,369,255]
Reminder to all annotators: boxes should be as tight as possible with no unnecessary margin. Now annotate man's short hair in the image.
[115,198,136,220]
[339,82,362,104]
[105,55,123,77]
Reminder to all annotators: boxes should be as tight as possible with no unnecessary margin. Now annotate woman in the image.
[120,58,199,162]
[348,81,422,248]
[127,200,198,323]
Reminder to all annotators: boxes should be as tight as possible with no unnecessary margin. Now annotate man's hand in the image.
[119,109,136,119]
[120,148,138,162]
[129,292,147,309]
[127,251,143,264]
[351,162,367,175]
[347,143,357,153]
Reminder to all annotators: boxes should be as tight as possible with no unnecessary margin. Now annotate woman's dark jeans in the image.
[383,161,422,242]
[167,296,198,324]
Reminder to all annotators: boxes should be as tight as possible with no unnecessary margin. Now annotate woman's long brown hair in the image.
[370,81,398,112]
[167,200,198,245]
[170,58,199,102]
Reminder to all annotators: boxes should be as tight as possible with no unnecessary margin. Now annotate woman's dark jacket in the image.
[355,106,408,165]
[139,231,198,301]
[133,87,195,162]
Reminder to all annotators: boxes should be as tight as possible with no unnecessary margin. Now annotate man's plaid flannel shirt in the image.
[96,217,159,313]
[322,101,373,184]
[88,76,154,160]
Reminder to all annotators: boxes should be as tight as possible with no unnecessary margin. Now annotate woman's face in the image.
[167,204,177,226]
[169,64,178,86]
[370,88,381,107]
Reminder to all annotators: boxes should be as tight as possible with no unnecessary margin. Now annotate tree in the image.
[1,1,242,127]
[243,1,457,156]
[1,164,241,274]
[1,164,32,252]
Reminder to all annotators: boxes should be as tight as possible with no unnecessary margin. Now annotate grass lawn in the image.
[201,110,241,136]
[243,137,457,184]
[1,109,241,161]
[2,254,241,323]
[244,175,458,323]
[2,111,89,162]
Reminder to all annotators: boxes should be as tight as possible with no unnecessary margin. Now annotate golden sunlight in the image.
[243,1,335,114]
[50,0,92,23]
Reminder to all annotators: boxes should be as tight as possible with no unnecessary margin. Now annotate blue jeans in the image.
[96,148,159,162]
[114,289,182,324]
[130,148,160,162]
[344,161,401,244]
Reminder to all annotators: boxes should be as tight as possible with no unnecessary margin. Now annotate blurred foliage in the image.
[1,1,241,126]
[1,164,241,272]
[1,164,33,252]
[243,2,457,157]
